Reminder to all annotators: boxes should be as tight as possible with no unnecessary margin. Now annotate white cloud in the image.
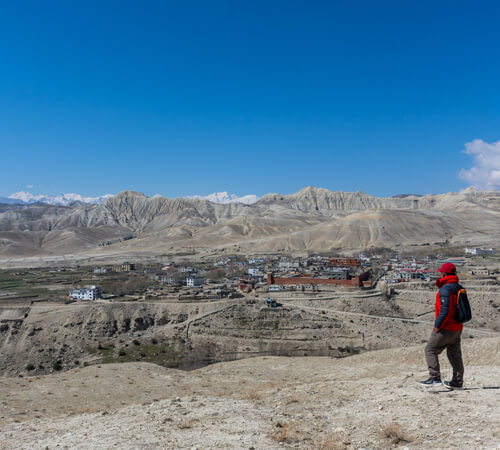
[458,139,500,190]
[26,184,34,189]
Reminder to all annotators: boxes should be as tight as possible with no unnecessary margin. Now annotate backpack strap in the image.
[450,283,464,306]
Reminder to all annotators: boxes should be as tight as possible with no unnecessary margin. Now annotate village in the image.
[0,246,496,311]
[62,247,497,304]
[1,246,499,382]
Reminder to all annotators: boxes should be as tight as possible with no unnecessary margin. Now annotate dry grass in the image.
[176,418,198,429]
[271,422,303,444]
[243,388,263,401]
[333,392,352,407]
[380,421,415,445]
[286,394,300,404]
[241,382,268,401]
[316,432,348,450]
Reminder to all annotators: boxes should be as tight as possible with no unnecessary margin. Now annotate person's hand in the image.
[433,327,439,333]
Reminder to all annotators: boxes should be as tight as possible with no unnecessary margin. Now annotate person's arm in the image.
[434,285,451,330]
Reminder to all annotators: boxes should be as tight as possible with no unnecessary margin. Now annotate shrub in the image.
[380,421,415,445]
[271,422,303,444]
[25,363,35,371]
[132,339,141,346]
[176,418,198,429]
[52,360,63,371]
[119,349,127,356]
[316,432,347,450]
[245,388,263,401]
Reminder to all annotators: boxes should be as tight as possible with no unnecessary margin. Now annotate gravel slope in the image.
[1,337,499,449]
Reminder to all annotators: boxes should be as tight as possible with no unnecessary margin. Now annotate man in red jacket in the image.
[420,262,464,389]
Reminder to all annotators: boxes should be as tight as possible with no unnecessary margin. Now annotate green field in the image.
[0,270,67,298]
[98,341,182,366]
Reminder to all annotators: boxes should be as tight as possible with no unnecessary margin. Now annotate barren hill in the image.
[0,187,499,260]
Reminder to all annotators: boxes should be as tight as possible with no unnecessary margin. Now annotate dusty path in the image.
[0,337,499,449]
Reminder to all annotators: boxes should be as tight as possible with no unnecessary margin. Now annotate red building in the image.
[329,258,359,268]
[267,271,370,288]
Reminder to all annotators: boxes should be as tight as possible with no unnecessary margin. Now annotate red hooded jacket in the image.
[434,275,464,332]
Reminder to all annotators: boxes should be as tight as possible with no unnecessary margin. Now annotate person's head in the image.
[437,262,456,276]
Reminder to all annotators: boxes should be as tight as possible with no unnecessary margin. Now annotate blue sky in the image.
[1,0,500,198]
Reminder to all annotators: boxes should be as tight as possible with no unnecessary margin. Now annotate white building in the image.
[268,285,281,292]
[397,271,412,282]
[93,267,107,274]
[465,247,494,255]
[278,261,300,270]
[248,258,265,265]
[382,271,409,282]
[248,268,265,276]
[69,285,102,300]
[186,277,204,288]
[470,268,489,275]
[157,275,174,284]
[216,259,230,267]
[359,252,371,263]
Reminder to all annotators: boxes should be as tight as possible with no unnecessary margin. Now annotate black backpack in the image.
[453,284,472,323]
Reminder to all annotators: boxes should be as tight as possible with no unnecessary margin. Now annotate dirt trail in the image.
[0,337,499,449]
[288,303,499,336]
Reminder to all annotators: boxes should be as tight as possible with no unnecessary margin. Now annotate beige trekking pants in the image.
[424,329,464,385]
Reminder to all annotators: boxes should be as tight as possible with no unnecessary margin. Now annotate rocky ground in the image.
[0,336,499,449]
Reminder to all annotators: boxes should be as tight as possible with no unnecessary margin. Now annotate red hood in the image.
[435,274,459,288]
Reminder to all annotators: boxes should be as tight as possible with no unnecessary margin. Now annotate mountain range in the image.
[0,186,498,260]
[0,191,259,206]
[0,192,114,206]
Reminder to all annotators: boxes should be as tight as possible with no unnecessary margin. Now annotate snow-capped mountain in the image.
[1,191,259,206]
[4,192,114,206]
[186,191,260,204]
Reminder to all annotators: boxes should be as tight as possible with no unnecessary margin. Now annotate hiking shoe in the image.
[444,380,463,390]
[419,378,442,386]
